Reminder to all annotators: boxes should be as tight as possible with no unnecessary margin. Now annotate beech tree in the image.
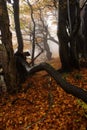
[13,0,24,53]
[0,0,18,93]
[57,0,81,71]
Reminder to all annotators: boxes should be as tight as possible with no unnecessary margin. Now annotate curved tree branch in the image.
[16,55,87,103]
[27,63,87,103]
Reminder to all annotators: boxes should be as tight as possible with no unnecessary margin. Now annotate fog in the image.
[12,9,59,61]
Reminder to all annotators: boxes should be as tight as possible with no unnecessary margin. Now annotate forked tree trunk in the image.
[0,0,18,93]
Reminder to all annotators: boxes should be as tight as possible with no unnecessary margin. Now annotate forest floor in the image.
[0,58,87,130]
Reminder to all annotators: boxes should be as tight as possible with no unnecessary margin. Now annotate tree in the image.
[0,0,87,105]
[57,0,81,71]
[82,2,87,58]
[13,0,24,53]
[0,0,18,93]
[27,0,36,66]
[38,8,52,60]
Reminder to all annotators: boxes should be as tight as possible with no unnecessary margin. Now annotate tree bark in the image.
[58,0,80,71]
[13,0,23,53]
[0,0,18,93]
[82,4,87,58]
[58,0,71,70]
[27,0,36,66]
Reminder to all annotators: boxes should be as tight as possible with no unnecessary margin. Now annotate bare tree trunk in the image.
[0,0,18,93]
[82,4,87,58]
[39,9,52,60]
[58,0,80,71]
[13,0,23,53]
[58,0,71,71]
[27,0,36,66]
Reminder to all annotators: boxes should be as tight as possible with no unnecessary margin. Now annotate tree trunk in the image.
[58,0,71,70]
[27,0,36,66]
[58,0,80,71]
[82,4,87,58]
[0,0,18,93]
[13,0,23,53]
[69,0,80,68]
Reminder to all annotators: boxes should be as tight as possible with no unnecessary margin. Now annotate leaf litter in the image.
[0,58,87,130]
